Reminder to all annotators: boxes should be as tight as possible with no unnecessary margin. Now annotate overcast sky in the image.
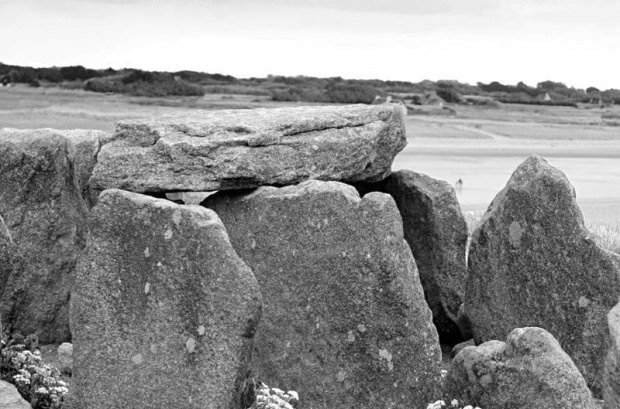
[1,0,619,89]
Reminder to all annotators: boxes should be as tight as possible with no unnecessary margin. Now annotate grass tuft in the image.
[589,223,620,255]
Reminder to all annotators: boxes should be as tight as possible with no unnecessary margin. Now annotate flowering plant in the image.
[427,398,482,409]
[247,381,299,409]
[1,336,68,409]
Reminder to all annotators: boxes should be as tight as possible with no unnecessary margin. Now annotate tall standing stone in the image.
[466,155,620,394]
[90,104,407,193]
[604,302,620,409]
[357,170,468,343]
[0,129,88,343]
[203,180,441,409]
[71,189,262,409]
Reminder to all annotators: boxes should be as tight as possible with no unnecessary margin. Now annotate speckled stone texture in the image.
[445,327,596,409]
[89,104,406,193]
[57,129,113,207]
[466,155,620,395]
[203,180,441,409]
[70,189,262,409]
[0,129,89,343]
[2,128,112,208]
[0,380,31,409]
[604,302,620,409]
[356,170,468,343]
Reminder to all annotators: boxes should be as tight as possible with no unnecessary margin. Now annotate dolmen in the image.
[3,105,618,408]
[63,104,444,409]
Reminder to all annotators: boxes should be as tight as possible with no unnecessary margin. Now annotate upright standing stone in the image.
[203,180,441,409]
[0,129,88,343]
[466,155,620,394]
[71,189,262,409]
[357,170,468,343]
[90,104,407,193]
[445,327,596,409]
[604,302,620,409]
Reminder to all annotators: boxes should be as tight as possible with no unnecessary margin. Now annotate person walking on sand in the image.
[455,178,463,194]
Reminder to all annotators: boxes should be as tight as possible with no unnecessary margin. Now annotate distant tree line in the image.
[1,62,619,105]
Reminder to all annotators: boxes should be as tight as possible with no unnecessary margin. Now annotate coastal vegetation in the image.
[2,62,619,105]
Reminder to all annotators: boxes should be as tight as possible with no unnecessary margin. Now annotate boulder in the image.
[90,104,406,193]
[451,338,475,359]
[0,129,89,343]
[445,327,597,409]
[70,189,262,409]
[0,380,31,409]
[604,302,620,409]
[203,180,441,409]
[466,155,620,394]
[58,342,73,374]
[357,170,468,343]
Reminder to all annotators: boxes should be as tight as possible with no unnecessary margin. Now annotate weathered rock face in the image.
[2,128,112,208]
[203,180,441,409]
[445,327,596,409]
[0,380,31,409]
[466,155,620,394]
[357,170,468,343]
[604,302,620,409]
[58,342,73,375]
[71,189,262,409]
[58,129,112,207]
[90,104,407,193]
[0,129,88,343]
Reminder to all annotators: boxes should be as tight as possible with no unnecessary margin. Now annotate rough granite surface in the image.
[357,170,468,343]
[445,327,597,409]
[71,189,262,409]
[0,380,31,409]
[0,128,88,343]
[57,129,112,207]
[203,180,441,409]
[466,154,620,396]
[90,104,407,192]
[604,302,620,409]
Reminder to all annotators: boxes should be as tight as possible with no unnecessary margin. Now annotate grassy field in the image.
[2,84,619,227]
[0,85,336,132]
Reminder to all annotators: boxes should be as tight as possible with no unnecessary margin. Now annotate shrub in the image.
[59,65,98,82]
[1,333,68,409]
[324,83,377,104]
[270,86,330,103]
[427,399,482,409]
[246,381,299,409]
[436,88,462,104]
[84,72,205,97]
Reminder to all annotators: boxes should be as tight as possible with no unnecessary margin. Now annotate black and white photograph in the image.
[0,1,619,408]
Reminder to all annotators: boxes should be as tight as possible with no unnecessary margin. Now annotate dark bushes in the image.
[85,71,204,97]
[270,83,378,104]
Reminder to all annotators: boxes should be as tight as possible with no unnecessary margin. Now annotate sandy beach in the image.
[394,137,620,226]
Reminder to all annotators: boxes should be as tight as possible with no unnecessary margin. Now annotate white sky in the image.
[1,0,619,89]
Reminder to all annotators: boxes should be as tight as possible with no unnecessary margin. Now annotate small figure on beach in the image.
[455,178,463,193]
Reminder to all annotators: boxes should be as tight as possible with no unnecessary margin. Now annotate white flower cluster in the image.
[250,383,299,409]
[2,343,68,409]
[426,398,482,409]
